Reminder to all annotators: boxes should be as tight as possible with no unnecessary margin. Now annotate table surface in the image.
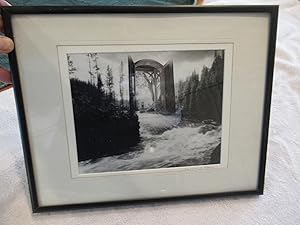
[1,0,300,224]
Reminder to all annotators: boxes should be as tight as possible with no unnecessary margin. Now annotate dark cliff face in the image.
[75,114,140,162]
[70,78,140,162]
[179,52,224,124]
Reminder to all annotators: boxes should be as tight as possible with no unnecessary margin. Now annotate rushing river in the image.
[79,112,221,173]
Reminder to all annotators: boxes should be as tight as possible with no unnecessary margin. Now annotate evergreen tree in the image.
[97,73,103,92]
[67,55,77,77]
[119,61,125,108]
[200,66,209,88]
[183,76,192,115]
[177,80,185,108]
[87,53,97,85]
[106,65,114,100]
[189,70,199,115]
[209,51,224,84]
[92,53,103,92]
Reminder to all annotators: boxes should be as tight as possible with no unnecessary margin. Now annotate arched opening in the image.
[128,56,175,114]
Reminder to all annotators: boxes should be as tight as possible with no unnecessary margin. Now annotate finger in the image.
[0,67,12,84]
[0,16,3,33]
[196,0,204,5]
[0,1,12,32]
[0,36,14,53]
[0,0,12,6]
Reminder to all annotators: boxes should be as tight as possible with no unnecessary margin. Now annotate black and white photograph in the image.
[66,49,225,174]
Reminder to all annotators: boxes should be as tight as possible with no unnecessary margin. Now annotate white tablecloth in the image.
[1,0,299,224]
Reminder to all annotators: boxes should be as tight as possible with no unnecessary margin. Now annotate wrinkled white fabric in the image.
[1,0,300,224]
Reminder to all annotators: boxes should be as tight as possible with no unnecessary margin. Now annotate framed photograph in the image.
[2,5,278,212]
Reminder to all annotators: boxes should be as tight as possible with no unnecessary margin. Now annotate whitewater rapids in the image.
[79,112,221,173]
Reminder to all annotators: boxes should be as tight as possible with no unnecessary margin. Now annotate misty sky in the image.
[68,50,218,105]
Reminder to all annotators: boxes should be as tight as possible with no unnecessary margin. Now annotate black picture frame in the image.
[1,5,278,213]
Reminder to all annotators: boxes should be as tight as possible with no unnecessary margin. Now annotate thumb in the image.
[0,36,14,54]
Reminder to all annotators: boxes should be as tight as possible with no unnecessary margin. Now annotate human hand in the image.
[0,0,14,85]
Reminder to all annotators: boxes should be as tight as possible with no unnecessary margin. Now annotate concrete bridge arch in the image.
[128,56,176,114]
